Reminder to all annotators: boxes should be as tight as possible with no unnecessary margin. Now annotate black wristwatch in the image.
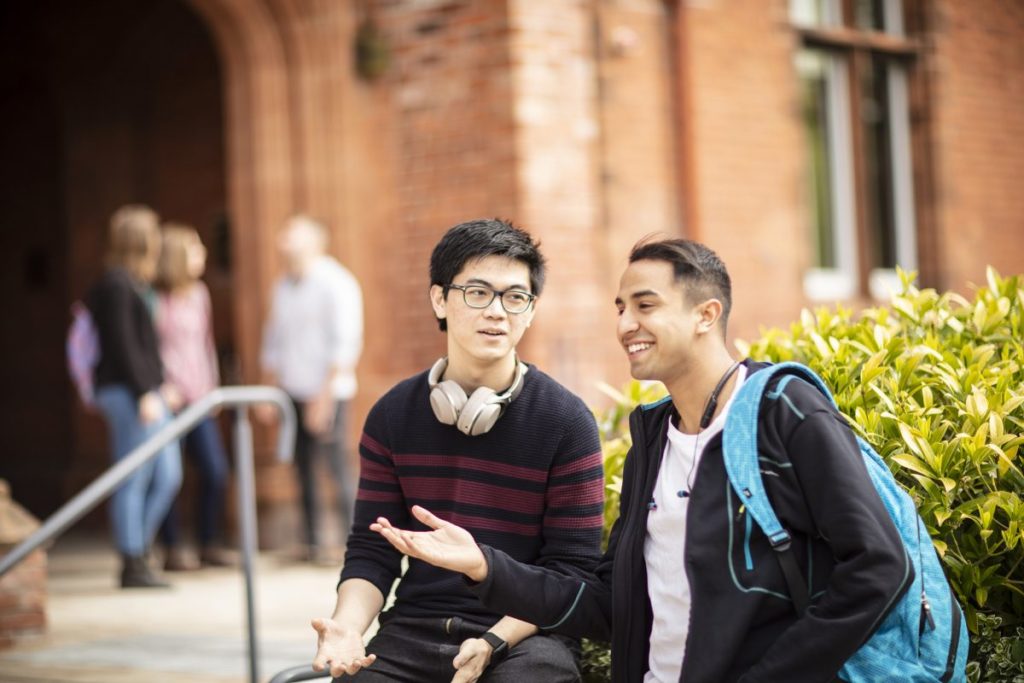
[480,631,509,663]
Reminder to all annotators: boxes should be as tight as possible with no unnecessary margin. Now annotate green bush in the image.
[581,268,1024,680]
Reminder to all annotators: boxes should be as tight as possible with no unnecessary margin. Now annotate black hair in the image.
[429,218,546,331]
[629,237,732,333]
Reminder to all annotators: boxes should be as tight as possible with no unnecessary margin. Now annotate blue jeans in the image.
[95,385,182,557]
[160,416,230,547]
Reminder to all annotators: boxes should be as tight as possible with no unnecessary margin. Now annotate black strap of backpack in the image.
[774,540,811,615]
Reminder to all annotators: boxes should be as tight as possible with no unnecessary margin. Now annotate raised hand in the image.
[311,617,377,677]
[370,505,490,582]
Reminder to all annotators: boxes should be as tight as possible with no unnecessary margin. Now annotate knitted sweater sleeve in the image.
[338,397,407,598]
[536,405,605,578]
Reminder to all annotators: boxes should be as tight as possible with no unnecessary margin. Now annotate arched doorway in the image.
[0,0,232,525]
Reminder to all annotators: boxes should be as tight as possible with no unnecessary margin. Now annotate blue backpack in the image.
[722,362,968,683]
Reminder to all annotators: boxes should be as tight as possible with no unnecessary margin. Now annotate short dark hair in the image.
[430,218,546,331]
[629,237,732,332]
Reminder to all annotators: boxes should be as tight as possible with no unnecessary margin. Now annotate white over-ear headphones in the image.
[427,357,529,436]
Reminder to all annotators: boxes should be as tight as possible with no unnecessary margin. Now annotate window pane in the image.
[854,0,886,31]
[860,53,897,269]
[796,50,836,269]
[855,0,905,34]
[790,0,839,27]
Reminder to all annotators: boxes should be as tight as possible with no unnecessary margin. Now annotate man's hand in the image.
[450,637,493,683]
[253,403,277,425]
[310,617,377,677]
[370,505,490,582]
[304,393,335,435]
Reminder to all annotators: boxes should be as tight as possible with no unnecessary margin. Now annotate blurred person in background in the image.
[260,215,363,564]
[87,204,182,589]
[154,224,235,571]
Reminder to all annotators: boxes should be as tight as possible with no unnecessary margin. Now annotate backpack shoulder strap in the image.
[723,361,835,613]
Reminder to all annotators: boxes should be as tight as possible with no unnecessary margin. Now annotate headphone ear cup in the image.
[430,380,468,425]
[457,387,502,436]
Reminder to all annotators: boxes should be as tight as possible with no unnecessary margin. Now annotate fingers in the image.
[370,520,414,555]
[314,652,377,676]
[411,504,448,530]
[330,653,377,677]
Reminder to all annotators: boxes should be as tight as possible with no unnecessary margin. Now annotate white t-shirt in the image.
[643,365,747,683]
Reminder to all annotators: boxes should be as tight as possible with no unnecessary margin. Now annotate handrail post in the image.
[234,405,260,683]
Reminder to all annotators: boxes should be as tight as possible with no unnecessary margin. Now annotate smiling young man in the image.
[370,237,911,682]
[311,219,604,682]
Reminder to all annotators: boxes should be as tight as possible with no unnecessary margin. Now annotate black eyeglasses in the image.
[447,284,536,314]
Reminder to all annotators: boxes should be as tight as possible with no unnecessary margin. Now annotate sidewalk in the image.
[0,534,343,683]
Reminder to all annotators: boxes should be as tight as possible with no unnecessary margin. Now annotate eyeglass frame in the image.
[445,283,537,314]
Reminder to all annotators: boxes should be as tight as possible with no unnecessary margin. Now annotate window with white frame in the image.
[791,0,918,301]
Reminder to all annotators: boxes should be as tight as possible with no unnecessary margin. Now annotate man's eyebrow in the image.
[631,289,660,300]
[464,277,531,291]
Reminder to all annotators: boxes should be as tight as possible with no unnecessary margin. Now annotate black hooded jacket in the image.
[471,361,910,682]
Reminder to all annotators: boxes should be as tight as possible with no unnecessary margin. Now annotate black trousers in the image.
[337,614,580,683]
[291,397,355,549]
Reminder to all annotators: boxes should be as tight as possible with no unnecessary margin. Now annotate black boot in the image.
[120,554,171,589]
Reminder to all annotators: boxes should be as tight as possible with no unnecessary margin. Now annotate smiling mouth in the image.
[626,342,653,355]
[479,330,507,337]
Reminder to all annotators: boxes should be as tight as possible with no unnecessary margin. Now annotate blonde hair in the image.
[157,223,201,292]
[107,204,161,282]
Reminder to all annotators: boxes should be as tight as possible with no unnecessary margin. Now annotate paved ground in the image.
[0,534,348,683]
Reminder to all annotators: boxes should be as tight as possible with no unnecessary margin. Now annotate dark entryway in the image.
[0,0,232,524]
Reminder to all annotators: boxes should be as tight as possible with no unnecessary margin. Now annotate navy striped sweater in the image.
[340,364,604,624]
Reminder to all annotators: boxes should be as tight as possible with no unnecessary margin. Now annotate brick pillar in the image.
[0,480,46,648]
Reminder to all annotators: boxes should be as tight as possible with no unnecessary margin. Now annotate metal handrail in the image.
[0,385,296,683]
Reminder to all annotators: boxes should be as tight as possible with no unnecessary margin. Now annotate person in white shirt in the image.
[260,215,364,563]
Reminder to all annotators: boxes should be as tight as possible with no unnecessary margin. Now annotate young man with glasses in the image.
[311,218,604,682]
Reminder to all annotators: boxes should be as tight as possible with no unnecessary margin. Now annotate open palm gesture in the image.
[371,505,489,581]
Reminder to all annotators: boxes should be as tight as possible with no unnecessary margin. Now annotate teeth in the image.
[627,342,653,354]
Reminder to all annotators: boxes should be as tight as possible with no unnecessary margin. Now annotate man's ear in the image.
[429,285,447,321]
[524,297,537,327]
[695,298,723,334]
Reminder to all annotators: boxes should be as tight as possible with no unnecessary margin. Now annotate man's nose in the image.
[484,294,507,317]
[617,310,638,338]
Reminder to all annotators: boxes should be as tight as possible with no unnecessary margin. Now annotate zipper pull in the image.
[735,504,745,521]
[919,595,935,634]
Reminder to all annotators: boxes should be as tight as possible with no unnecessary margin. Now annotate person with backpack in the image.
[369,237,967,682]
[87,204,182,589]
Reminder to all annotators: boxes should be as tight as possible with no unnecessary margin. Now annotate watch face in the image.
[482,631,508,659]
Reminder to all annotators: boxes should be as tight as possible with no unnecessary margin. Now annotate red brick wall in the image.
[928,0,1024,293]
[677,0,809,346]
[370,0,520,380]
[0,549,46,648]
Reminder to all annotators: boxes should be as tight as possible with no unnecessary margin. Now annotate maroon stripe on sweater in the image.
[360,432,392,459]
[546,482,605,507]
[393,453,548,483]
[550,450,602,477]
[359,455,398,483]
[402,477,544,514]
